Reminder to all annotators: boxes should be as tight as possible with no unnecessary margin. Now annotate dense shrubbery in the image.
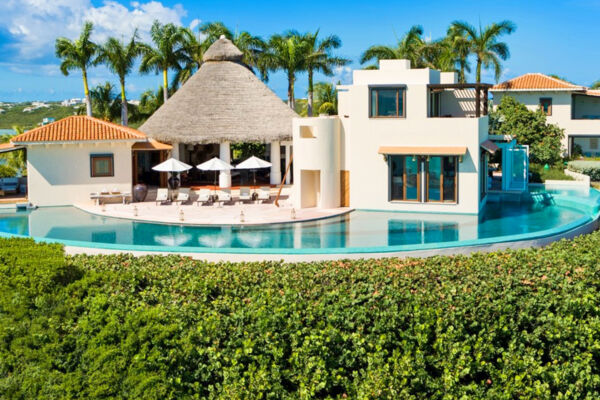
[490,96,565,165]
[568,160,600,181]
[3,235,600,398]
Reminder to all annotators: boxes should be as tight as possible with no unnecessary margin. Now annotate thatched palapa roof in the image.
[140,36,297,144]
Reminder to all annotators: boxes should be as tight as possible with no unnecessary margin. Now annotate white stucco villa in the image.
[491,73,600,156]
[292,59,528,214]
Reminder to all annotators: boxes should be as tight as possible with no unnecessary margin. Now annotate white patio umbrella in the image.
[196,157,234,187]
[235,156,272,185]
[152,158,193,197]
[152,157,192,173]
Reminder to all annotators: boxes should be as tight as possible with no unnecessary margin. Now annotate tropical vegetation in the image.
[96,31,144,125]
[360,20,515,84]
[55,21,98,116]
[490,96,564,165]
[50,18,518,125]
[5,233,600,398]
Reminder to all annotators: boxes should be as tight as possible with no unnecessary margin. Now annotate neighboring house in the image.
[10,116,171,206]
[291,59,529,214]
[491,73,600,156]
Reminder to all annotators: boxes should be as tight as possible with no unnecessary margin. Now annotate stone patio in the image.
[75,190,351,226]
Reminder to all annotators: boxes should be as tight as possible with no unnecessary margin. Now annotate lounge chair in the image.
[195,189,212,206]
[217,189,231,206]
[175,188,191,205]
[238,187,252,204]
[257,186,271,203]
[155,188,169,205]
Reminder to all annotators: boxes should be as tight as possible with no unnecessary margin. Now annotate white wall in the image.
[292,60,487,214]
[27,142,134,206]
[292,117,340,209]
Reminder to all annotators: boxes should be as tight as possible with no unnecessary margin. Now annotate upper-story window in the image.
[370,87,405,118]
[540,97,552,116]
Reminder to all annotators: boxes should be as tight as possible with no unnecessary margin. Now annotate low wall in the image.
[563,169,591,185]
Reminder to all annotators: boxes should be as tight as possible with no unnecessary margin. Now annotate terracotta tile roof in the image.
[12,116,147,143]
[132,138,173,151]
[492,73,585,91]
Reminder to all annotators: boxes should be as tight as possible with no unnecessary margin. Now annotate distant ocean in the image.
[0,129,15,136]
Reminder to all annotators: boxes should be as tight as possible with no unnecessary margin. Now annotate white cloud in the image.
[0,0,187,59]
[332,66,353,85]
[189,18,201,30]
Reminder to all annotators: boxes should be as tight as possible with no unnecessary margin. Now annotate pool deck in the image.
[75,200,352,226]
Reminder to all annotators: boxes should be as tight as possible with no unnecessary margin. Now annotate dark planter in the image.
[168,175,180,190]
[133,184,148,202]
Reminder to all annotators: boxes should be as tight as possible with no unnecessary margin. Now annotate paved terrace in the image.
[76,187,351,226]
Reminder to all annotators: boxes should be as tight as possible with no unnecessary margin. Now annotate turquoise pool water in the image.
[0,186,598,254]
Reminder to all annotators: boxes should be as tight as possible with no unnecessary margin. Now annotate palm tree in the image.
[137,86,169,119]
[263,31,310,110]
[199,22,268,79]
[360,25,429,68]
[303,30,349,116]
[445,26,471,83]
[174,27,206,87]
[591,80,600,89]
[313,81,339,115]
[450,20,516,83]
[96,31,143,125]
[55,21,98,116]
[139,21,187,103]
[90,82,121,122]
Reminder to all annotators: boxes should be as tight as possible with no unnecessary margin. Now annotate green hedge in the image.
[3,235,600,398]
[567,160,600,180]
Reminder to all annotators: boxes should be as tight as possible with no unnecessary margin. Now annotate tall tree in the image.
[90,82,121,122]
[303,30,349,116]
[445,25,471,83]
[450,20,516,83]
[175,27,206,87]
[263,31,310,110]
[360,25,430,68]
[55,21,98,116]
[96,31,143,126]
[139,21,187,103]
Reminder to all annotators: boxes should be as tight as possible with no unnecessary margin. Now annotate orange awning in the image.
[480,139,500,154]
[378,146,467,156]
[132,139,173,151]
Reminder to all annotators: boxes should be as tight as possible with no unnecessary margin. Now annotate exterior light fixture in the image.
[133,205,138,217]
[459,155,463,163]
[179,209,184,222]
[240,210,245,223]
[412,155,417,162]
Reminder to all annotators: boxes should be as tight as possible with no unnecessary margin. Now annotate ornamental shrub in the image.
[4,235,600,398]
[568,160,600,181]
[490,96,565,165]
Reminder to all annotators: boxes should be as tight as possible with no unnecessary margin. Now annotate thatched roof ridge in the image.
[203,35,243,62]
[140,49,297,144]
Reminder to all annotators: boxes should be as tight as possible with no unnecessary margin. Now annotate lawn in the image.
[2,235,600,398]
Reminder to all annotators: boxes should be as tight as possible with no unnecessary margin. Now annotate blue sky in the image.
[0,0,599,102]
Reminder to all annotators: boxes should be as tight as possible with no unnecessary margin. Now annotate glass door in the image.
[404,156,420,201]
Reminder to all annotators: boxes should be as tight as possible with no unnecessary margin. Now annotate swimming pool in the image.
[0,185,598,254]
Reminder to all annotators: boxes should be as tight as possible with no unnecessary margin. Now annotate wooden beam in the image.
[475,87,481,117]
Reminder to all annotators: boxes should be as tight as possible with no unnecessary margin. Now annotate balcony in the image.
[427,83,492,118]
